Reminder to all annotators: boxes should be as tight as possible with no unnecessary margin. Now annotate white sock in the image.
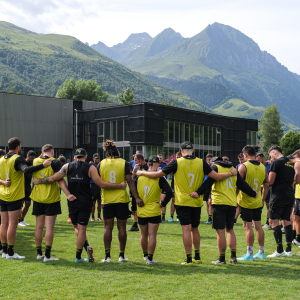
[247,246,253,256]
[259,246,264,254]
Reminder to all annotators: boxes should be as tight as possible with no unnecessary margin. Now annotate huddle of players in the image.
[1,136,300,265]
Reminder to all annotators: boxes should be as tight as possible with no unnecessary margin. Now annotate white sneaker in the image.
[101,257,111,263]
[284,251,293,257]
[143,256,147,261]
[43,256,59,262]
[262,224,270,229]
[119,256,129,262]
[0,249,3,254]
[18,221,27,227]
[267,251,286,258]
[23,220,30,226]
[292,239,300,246]
[37,254,45,260]
[6,253,25,259]
[146,259,158,265]
[2,253,7,258]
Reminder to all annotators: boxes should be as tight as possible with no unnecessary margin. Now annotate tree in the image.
[56,78,109,102]
[118,88,134,104]
[280,131,300,156]
[159,99,175,106]
[258,104,284,155]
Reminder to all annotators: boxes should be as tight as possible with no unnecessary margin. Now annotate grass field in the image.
[1,194,300,300]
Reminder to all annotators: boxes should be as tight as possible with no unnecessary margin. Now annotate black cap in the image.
[93,153,100,158]
[211,157,223,162]
[148,155,159,163]
[180,141,193,150]
[74,148,87,158]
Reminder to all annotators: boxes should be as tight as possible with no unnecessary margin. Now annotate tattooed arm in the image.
[32,164,69,185]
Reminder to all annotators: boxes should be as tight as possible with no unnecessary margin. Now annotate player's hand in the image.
[89,161,93,164]
[43,159,52,168]
[32,177,40,185]
[255,191,258,198]
[3,179,11,187]
[136,198,144,207]
[131,210,137,216]
[120,181,127,190]
[135,170,142,176]
[133,164,139,172]
[67,194,77,201]
[230,168,237,176]
[190,192,199,198]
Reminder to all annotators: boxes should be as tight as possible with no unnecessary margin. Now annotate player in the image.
[203,153,213,225]
[90,153,102,221]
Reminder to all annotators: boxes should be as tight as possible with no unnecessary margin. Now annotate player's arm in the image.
[159,177,173,207]
[294,161,300,184]
[0,178,11,187]
[262,168,269,202]
[236,173,257,197]
[135,170,165,178]
[131,179,138,212]
[16,157,52,174]
[126,174,144,207]
[208,169,237,181]
[58,178,77,201]
[89,166,126,189]
[238,164,246,179]
[33,163,69,185]
[268,171,276,186]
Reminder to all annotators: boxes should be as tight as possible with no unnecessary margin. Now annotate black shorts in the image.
[212,205,236,230]
[0,199,23,212]
[265,191,270,204]
[203,190,210,202]
[240,206,262,222]
[293,199,300,217]
[175,205,201,228]
[269,198,293,221]
[102,203,131,220]
[91,183,101,201]
[32,201,62,216]
[69,206,92,226]
[138,215,161,225]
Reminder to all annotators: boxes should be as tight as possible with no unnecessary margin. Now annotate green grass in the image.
[1,194,300,299]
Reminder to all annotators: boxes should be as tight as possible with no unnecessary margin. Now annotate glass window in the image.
[185,124,189,142]
[164,120,168,143]
[180,123,185,142]
[252,132,256,145]
[117,120,123,142]
[104,122,110,141]
[190,124,195,144]
[213,128,217,146]
[163,147,169,161]
[145,146,152,158]
[98,122,104,143]
[195,125,199,144]
[124,147,130,162]
[175,122,180,143]
[194,149,199,158]
[157,146,163,157]
[246,131,251,145]
[199,126,203,145]
[217,129,221,146]
[169,121,174,143]
[124,120,130,141]
[200,150,204,159]
[111,121,116,141]
[204,126,208,145]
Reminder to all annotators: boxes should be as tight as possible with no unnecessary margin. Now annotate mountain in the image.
[91,32,152,63]
[122,23,300,127]
[0,21,210,112]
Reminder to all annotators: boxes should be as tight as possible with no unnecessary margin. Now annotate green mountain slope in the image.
[0,21,210,112]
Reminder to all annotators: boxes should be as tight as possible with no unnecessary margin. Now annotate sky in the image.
[0,0,299,74]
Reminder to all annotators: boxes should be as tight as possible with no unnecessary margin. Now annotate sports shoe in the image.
[176,218,180,222]
[229,258,237,264]
[212,259,226,264]
[162,217,166,222]
[292,239,300,246]
[75,258,88,263]
[67,217,72,222]
[267,251,285,258]
[91,217,95,222]
[87,246,94,262]
[262,224,270,229]
[102,257,111,263]
[23,220,30,226]
[281,227,285,233]
[127,225,139,232]
[119,256,129,262]
[2,253,7,258]
[0,249,3,254]
[204,220,212,225]
[55,219,61,222]
[18,221,27,227]
[44,256,59,262]
[146,259,158,265]
[284,251,293,257]
[143,256,148,261]
[37,254,44,260]
[6,253,25,259]
[181,260,194,265]
[192,259,202,264]
[237,254,254,261]
[168,217,174,222]
[97,217,102,221]
[254,253,265,259]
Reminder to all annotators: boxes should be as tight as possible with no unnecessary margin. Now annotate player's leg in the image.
[91,201,96,221]
[181,224,193,263]
[161,193,166,222]
[191,206,201,263]
[168,196,176,222]
[103,218,114,262]
[139,222,149,260]
[7,208,23,258]
[147,222,159,264]
[97,198,102,221]
[281,204,293,256]
[234,205,240,225]
[44,215,58,261]
[0,211,8,257]
[117,218,128,262]
[19,200,31,226]
[213,229,227,264]
[226,206,237,263]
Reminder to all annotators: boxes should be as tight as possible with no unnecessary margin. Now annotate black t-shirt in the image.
[269,157,295,201]
[162,155,212,176]
[39,156,62,173]
[24,160,33,195]
[67,161,92,208]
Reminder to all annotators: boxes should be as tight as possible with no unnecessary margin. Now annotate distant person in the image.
[157,154,167,222]
[222,156,229,162]
[90,153,102,222]
[235,153,246,224]
[203,153,213,225]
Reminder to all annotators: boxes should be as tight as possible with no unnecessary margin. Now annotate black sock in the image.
[297,234,300,243]
[105,248,111,259]
[19,217,24,222]
[36,246,42,256]
[45,245,52,259]
[284,224,293,252]
[0,241,2,251]
[92,214,95,218]
[76,248,83,260]
[171,214,174,218]
[194,249,200,260]
[7,245,14,256]
[293,230,296,240]
[219,254,225,262]
[273,225,283,253]
[143,251,148,257]
[208,215,212,222]
[266,219,269,225]
[133,222,137,227]
[234,218,237,223]
[2,243,7,254]
[84,240,89,252]
[162,213,166,218]
[231,249,236,259]
[148,253,153,261]
[98,213,100,218]
[186,253,192,263]
[119,251,125,258]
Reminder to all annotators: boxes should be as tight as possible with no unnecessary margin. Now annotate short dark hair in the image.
[292,149,300,157]
[27,150,36,157]
[176,151,182,156]
[206,153,213,158]
[0,149,5,156]
[135,153,144,161]
[42,144,54,153]
[238,153,244,159]
[268,145,282,154]
[242,145,256,156]
[58,155,66,164]
[256,152,265,158]
[8,137,21,150]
